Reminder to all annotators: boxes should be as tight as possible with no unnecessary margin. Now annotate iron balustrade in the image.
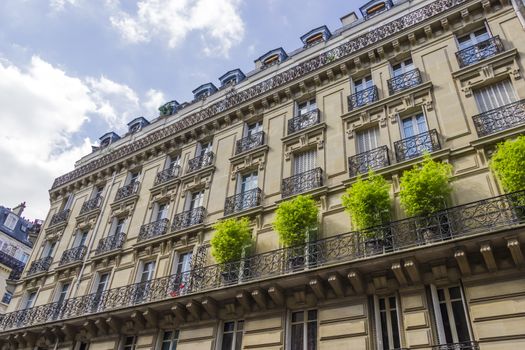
[138,219,170,242]
[348,86,379,111]
[432,342,480,350]
[394,129,440,162]
[0,251,25,280]
[472,99,525,137]
[115,181,140,201]
[236,131,265,154]
[79,196,102,215]
[49,209,70,226]
[95,232,126,255]
[282,168,323,198]
[348,146,390,177]
[288,109,320,134]
[187,152,214,173]
[456,36,504,68]
[171,207,206,232]
[0,191,523,331]
[387,68,422,95]
[154,165,181,185]
[27,256,53,276]
[224,188,262,215]
[59,246,87,266]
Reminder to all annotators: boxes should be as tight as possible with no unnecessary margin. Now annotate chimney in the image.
[340,12,358,26]
[11,202,25,216]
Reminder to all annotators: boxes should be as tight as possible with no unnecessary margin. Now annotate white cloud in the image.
[143,88,165,113]
[49,0,79,11]
[109,0,245,56]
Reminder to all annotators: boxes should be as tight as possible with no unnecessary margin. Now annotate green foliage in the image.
[399,154,453,216]
[211,217,252,264]
[273,195,318,247]
[490,136,525,193]
[341,171,391,234]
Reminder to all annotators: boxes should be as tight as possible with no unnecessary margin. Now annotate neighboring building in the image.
[0,203,41,313]
[1,0,525,349]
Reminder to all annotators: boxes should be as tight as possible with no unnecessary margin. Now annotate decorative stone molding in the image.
[230,153,266,180]
[284,129,325,160]
[149,185,178,206]
[180,174,212,197]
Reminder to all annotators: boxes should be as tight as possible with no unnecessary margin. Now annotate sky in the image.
[0,0,359,220]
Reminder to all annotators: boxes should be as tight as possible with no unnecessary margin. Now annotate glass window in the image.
[197,141,212,157]
[57,282,70,304]
[155,203,169,221]
[293,150,317,175]
[401,113,428,138]
[297,99,317,116]
[95,273,109,295]
[392,58,414,77]
[20,252,30,264]
[75,230,89,247]
[221,320,244,350]
[128,172,140,185]
[92,185,104,199]
[435,286,471,344]
[3,213,18,230]
[63,193,74,210]
[167,155,181,169]
[188,190,204,211]
[122,336,137,350]
[239,171,258,194]
[77,342,89,350]
[140,261,156,283]
[377,296,401,350]
[24,291,37,309]
[354,75,373,93]
[113,217,126,235]
[246,121,263,137]
[159,330,179,350]
[457,27,490,50]
[290,310,317,350]
[356,127,379,153]
[42,241,56,258]
[474,79,517,113]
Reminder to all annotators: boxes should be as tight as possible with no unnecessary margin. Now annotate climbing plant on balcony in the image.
[211,217,253,264]
[274,195,318,247]
[490,136,525,193]
[399,154,453,217]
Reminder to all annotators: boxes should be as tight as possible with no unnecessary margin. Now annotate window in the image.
[474,79,517,113]
[112,217,126,235]
[187,190,204,211]
[401,113,428,138]
[457,27,490,50]
[92,185,104,199]
[56,282,70,304]
[24,291,37,309]
[392,58,414,77]
[75,230,89,248]
[167,155,181,170]
[92,272,110,311]
[172,252,192,296]
[354,75,373,93]
[221,320,244,350]
[75,342,90,350]
[356,127,379,153]
[238,171,258,194]
[139,261,156,283]
[2,291,13,304]
[154,203,169,221]
[20,252,30,264]
[3,213,18,230]
[42,241,56,258]
[297,99,317,116]
[245,121,263,137]
[432,286,472,344]
[159,330,179,350]
[122,336,137,350]
[135,261,155,302]
[128,172,140,185]
[293,150,317,175]
[375,296,401,350]
[63,193,74,211]
[197,141,212,157]
[290,310,317,350]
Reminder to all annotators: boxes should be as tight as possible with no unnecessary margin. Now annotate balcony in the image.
[115,181,140,201]
[154,165,181,186]
[0,251,25,280]
[138,219,170,242]
[224,188,263,215]
[49,209,70,227]
[348,86,379,111]
[282,167,323,198]
[187,152,214,173]
[79,196,102,215]
[456,36,504,68]
[387,68,422,95]
[171,207,206,232]
[394,129,440,162]
[288,109,320,135]
[27,256,53,276]
[432,341,480,350]
[59,246,87,266]
[472,99,525,137]
[348,146,390,177]
[236,131,265,155]
[95,232,126,255]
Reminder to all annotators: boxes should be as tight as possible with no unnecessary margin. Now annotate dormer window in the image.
[255,48,288,69]
[219,69,246,88]
[192,83,218,100]
[263,55,279,66]
[360,0,393,20]
[127,117,149,134]
[98,132,120,149]
[300,26,332,48]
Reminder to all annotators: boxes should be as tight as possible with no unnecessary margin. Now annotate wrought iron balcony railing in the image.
[171,207,206,232]
[387,68,422,95]
[138,219,170,242]
[394,129,440,162]
[288,109,320,134]
[49,209,70,227]
[115,181,140,201]
[187,152,214,173]
[27,256,53,276]
[224,188,262,215]
[348,146,390,177]
[432,341,480,350]
[79,196,102,215]
[59,246,87,266]
[154,166,181,186]
[0,251,25,280]
[456,36,504,68]
[282,168,323,198]
[472,99,525,137]
[0,191,523,331]
[236,131,265,154]
[95,232,126,255]
[348,86,379,111]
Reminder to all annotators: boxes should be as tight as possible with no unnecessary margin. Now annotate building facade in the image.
[1,0,525,349]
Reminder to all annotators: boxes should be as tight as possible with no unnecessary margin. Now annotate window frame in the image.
[295,98,317,117]
[374,294,402,350]
[455,23,491,50]
[218,320,244,350]
[391,58,414,77]
[287,309,318,350]
[120,335,137,350]
[399,111,429,139]
[157,329,180,350]
[3,213,18,230]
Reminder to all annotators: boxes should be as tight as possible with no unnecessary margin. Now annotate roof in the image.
[0,206,33,247]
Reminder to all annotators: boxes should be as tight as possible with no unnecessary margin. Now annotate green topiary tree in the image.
[211,217,252,264]
[490,136,525,193]
[399,154,453,217]
[341,171,391,233]
[273,195,318,247]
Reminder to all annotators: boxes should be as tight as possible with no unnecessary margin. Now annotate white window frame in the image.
[293,149,317,175]
[23,290,37,310]
[374,295,402,350]
[237,171,258,194]
[127,171,140,185]
[3,213,18,230]
[55,281,71,304]
[356,126,380,153]
[473,79,517,113]
[400,112,429,139]
[92,271,111,294]
[42,240,56,258]
[120,335,137,350]
[353,75,373,93]
[296,98,317,117]
[137,260,156,283]
[455,23,491,50]
[185,190,205,211]
[245,121,263,137]
[157,329,180,350]
[152,202,169,222]
[217,320,244,350]
[287,309,318,350]
[391,58,414,77]
[110,217,127,236]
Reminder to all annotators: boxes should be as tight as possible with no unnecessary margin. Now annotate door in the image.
[174,252,193,294]
[246,121,263,137]
[135,261,156,303]
[473,79,517,113]
[92,273,109,311]
[434,286,472,344]
[392,58,414,77]
[75,230,88,248]
[53,283,70,319]
[356,127,379,154]
[238,172,258,210]
[353,76,374,107]
[401,113,429,158]
[155,203,169,222]
[376,296,401,350]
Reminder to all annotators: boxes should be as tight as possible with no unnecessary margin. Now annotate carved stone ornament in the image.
[285,131,325,160]
[230,154,266,180]
[181,175,211,197]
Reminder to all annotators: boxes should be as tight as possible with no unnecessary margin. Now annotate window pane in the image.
[292,311,304,323]
[307,321,317,350]
[224,321,235,332]
[291,324,304,350]
[380,310,389,350]
[221,333,233,350]
[235,331,243,350]
[439,303,453,344]
[390,308,401,348]
[451,300,470,342]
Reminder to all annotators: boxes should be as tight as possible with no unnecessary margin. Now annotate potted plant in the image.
[342,171,391,256]
[211,217,253,285]
[273,195,318,270]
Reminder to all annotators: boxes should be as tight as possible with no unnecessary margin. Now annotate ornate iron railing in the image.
[387,68,422,95]
[348,86,379,110]
[394,129,440,162]
[0,251,25,280]
[288,109,320,134]
[79,196,102,215]
[171,207,206,232]
[282,168,323,198]
[236,131,265,154]
[1,191,524,331]
[456,36,504,68]
[59,246,87,266]
[27,256,53,276]
[187,152,214,173]
[224,188,262,215]
[472,99,525,137]
[49,209,70,226]
[115,181,140,201]
[138,219,170,242]
[432,341,480,350]
[348,146,390,177]
[95,232,126,255]
[154,166,181,185]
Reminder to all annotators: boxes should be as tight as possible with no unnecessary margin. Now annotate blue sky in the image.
[0,0,358,219]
